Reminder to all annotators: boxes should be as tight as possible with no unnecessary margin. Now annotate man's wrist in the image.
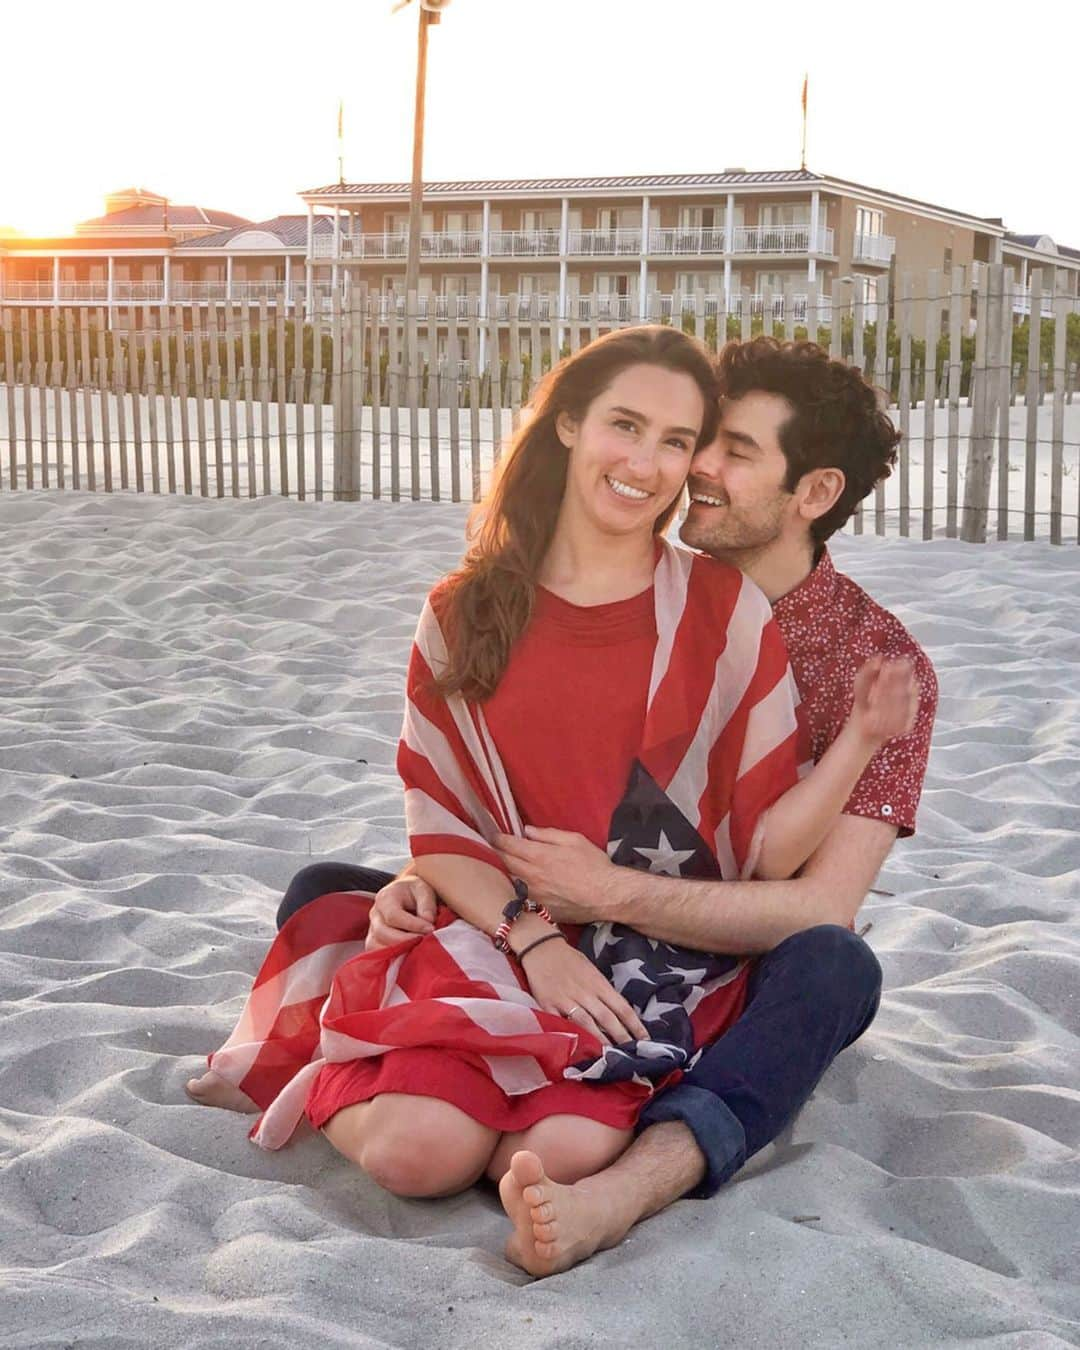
[597,861,636,922]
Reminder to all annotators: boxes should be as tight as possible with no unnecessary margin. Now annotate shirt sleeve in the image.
[395,590,511,873]
[843,646,938,837]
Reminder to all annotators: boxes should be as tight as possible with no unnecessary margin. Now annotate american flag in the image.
[207,543,802,1149]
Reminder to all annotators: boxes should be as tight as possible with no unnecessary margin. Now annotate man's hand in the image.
[850,654,919,748]
[494,827,622,924]
[366,875,438,951]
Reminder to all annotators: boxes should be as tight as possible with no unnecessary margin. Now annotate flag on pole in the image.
[800,74,808,170]
[801,74,808,111]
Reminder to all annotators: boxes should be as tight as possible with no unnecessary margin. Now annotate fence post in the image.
[962,264,996,542]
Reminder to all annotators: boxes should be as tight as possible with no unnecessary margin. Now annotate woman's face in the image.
[556,362,706,539]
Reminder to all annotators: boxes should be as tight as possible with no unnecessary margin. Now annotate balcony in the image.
[730,225,834,255]
[311,231,484,260]
[648,227,726,256]
[567,229,643,257]
[852,232,895,265]
[489,229,561,258]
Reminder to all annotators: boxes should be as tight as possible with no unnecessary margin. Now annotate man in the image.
[273,337,938,1275]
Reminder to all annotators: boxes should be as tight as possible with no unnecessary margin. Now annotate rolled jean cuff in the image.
[636,1083,747,1200]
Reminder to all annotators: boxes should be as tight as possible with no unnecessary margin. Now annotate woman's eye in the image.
[614,419,636,432]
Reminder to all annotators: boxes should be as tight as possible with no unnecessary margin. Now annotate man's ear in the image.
[796,467,846,523]
[555,411,578,449]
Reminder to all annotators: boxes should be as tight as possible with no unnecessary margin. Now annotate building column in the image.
[53,255,61,308]
[558,196,569,349]
[332,207,342,300]
[808,188,820,287]
[284,254,292,311]
[639,194,649,320]
[107,256,115,331]
[163,255,171,304]
[226,254,233,302]
[479,199,491,365]
[724,193,735,307]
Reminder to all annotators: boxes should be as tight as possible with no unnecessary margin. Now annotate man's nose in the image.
[690,439,723,479]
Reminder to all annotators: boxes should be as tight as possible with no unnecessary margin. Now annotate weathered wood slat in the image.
[142,305,161,494]
[2,308,17,488]
[898,275,913,536]
[922,271,939,540]
[946,265,964,537]
[94,307,109,492]
[240,298,255,498]
[224,297,240,497]
[160,302,176,494]
[258,299,271,495]
[1050,280,1067,545]
[175,304,192,495]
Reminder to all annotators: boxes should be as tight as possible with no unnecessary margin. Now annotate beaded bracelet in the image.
[493,878,552,955]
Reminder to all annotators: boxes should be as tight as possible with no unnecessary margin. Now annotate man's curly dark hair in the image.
[715,337,901,547]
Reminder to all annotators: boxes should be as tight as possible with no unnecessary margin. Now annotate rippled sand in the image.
[1,492,1077,1348]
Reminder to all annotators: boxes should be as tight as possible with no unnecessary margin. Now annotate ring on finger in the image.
[565,1005,582,1019]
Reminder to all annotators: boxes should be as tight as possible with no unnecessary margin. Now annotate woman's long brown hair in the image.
[434,325,720,702]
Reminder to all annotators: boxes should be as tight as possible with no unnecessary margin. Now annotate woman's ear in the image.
[555,411,578,450]
[797,467,845,523]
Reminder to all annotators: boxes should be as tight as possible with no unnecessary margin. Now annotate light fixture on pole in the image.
[393,0,452,305]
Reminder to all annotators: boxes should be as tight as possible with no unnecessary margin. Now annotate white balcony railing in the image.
[729,225,835,255]
[648,227,727,256]
[488,229,561,257]
[567,228,643,257]
[852,232,896,264]
[311,231,484,260]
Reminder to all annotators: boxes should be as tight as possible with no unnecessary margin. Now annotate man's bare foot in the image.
[498,1150,630,1277]
[184,1068,259,1113]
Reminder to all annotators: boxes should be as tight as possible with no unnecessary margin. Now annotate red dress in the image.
[306,583,679,1133]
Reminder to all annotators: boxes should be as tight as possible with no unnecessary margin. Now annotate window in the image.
[386,211,433,234]
[596,273,634,296]
[521,209,561,231]
[443,211,482,233]
[678,206,724,230]
[676,271,724,294]
[762,203,810,228]
[855,207,885,237]
[852,274,880,306]
[944,246,953,275]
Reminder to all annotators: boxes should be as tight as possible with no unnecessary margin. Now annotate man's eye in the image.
[667,439,691,452]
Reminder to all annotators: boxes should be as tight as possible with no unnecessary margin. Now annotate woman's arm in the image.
[755,653,919,880]
[413,853,648,1045]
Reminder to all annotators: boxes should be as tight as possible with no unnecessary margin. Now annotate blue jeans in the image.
[276,865,882,1199]
[637,924,882,1197]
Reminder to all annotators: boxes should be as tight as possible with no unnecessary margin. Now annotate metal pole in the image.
[404,6,430,305]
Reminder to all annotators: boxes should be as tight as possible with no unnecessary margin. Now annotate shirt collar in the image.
[772,546,837,619]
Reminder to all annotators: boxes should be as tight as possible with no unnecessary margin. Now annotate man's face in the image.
[679,391,799,558]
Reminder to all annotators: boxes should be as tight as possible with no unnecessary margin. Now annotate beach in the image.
[1,490,1078,1348]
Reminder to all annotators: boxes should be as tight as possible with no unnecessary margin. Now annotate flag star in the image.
[633,830,697,876]
[608,958,650,993]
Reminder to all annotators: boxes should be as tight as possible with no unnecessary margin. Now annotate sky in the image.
[1,0,1076,244]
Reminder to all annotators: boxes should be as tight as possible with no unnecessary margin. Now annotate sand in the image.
[0,491,1078,1348]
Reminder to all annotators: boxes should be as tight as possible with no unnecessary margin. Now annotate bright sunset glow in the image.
[0,0,1076,243]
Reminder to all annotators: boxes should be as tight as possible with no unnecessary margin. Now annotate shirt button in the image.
[881,804,893,817]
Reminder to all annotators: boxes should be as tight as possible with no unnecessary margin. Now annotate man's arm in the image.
[496,813,898,954]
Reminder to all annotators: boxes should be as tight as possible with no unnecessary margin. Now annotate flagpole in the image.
[337,98,344,185]
[404,5,431,304]
[800,74,808,171]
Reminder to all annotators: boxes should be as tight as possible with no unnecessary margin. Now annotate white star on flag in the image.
[608,958,649,993]
[633,830,696,876]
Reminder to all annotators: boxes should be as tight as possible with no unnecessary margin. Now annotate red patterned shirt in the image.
[772,548,937,837]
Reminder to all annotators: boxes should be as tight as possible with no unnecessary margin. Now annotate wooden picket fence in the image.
[0,266,1077,542]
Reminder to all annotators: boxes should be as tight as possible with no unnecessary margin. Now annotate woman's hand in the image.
[520,936,649,1047]
[366,875,438,951]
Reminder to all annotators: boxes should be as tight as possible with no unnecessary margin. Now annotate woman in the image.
[190,326,911,1197]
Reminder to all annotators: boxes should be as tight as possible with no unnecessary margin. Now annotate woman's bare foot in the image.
[498,1150,630,1277]
[184,1068,259,1113]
